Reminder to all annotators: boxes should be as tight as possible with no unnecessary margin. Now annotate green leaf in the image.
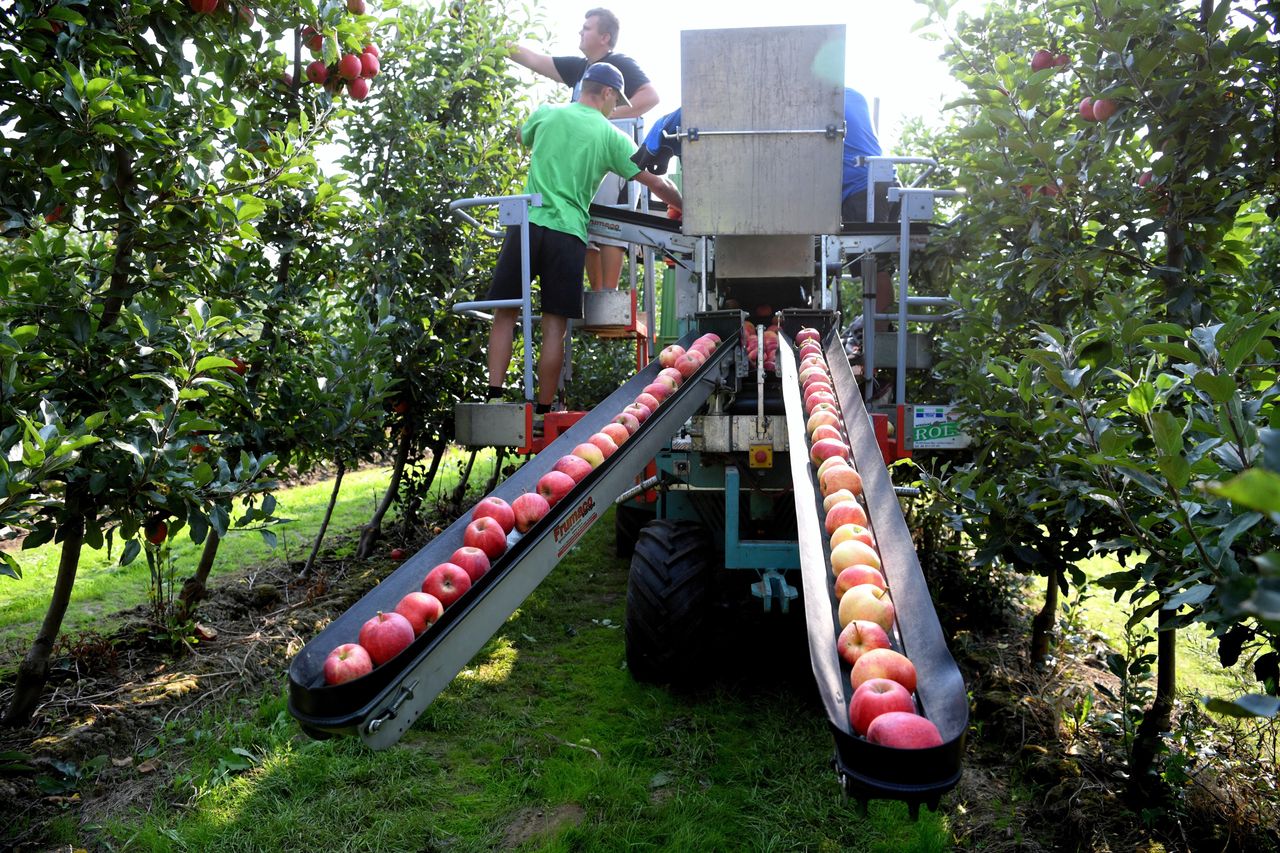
[1223,317,1275,373]
[1193,372,1236,403]
[1158,455,1190,489]
[1165,583,1213,610]
[1127,382,1156,415]
[1212,469,1280,514]
[1150,411,1183,456]
[1203,694,1280,719]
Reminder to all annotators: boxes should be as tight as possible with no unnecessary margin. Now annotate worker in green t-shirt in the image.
[484,62,682,416]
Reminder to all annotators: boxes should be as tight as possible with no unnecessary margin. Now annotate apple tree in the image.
[332,0,530,555]
[0,0,382,725]
[914,0,1279,796]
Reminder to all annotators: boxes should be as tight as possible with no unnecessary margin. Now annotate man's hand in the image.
[508,44,562,83]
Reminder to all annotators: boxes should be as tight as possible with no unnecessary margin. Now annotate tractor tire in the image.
[614,503,654,558]
[625,519,713,684]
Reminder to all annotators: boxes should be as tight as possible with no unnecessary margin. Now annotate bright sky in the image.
[511,0,974,153]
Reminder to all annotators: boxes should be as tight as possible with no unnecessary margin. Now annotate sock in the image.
[534,402,551,415]
[486,385,504,400]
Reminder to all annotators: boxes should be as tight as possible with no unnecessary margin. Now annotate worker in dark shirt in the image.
[508,8,660,292]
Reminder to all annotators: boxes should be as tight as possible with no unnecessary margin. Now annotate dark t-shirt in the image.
[552,52,651,100]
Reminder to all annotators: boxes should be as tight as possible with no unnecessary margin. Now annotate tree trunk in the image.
[483,446,507,495]
[99,144,138,331]
[177,531,221,622]
[1128,604,1178,802]
[404,434,447,528]
[301,460,345,578]
[3,491,88,727]
[1030,567,1060,666]
[449,448,479,505]
[356,425,414,559]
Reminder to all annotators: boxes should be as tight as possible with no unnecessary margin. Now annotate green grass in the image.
[1071,554,1248,700]
[99,515,953,852]
[0,448,503,656]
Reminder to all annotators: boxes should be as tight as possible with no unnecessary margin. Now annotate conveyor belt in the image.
[288,324,739,748]
[778,311,967,813]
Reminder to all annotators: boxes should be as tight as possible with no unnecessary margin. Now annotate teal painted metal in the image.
[724,466,801,571]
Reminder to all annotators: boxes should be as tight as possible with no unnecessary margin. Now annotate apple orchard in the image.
[0,0,1277,842]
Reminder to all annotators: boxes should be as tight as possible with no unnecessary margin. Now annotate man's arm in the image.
[634,171,682,210]
[508,43,563,83]
[611,83,659,119]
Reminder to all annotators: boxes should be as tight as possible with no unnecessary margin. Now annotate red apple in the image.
[697,333,721,350]
[835,564,887,597]
[360,51,380,78]
[472,496,515,535]
[799,341,824,361]
[349,77,371,101]
[302,25,324,53]
[807,409,840,434]
[572,442,605,469]
[849,678,916,736]
[323,642,373,685]
[449,546,491,581]
[396,591,444,635]
[1138,170,1154,188]
[811,423,843,444]
[803,378,834,398]
[805,389,837,414]
[795,328,821,345]
[623,403,651,425]
[823,489,856,513]
[511,491,551,533]
[358,611,415,665]
[601,422,630,446]
[190,0,218,13]
[390,547,407,561]
[820,464,864,498]
[658,367,684,388]
[554,453,594,483]
[588,432,619,460]
[831,537,881,574]
[810,437,851,467]
[837,619,892,667]
[338,53,364,81]
[1090,97,1117,121]
[306,60,329,85]
[1030,49,1054,71]
[817,455,852,481]
[644,381,672,401]
[851,648,918,693]
[423,562,472,608]
[464,517,507,560]
[825,498,868,535]
[838,583,895,631]
[658,344,685,368]
[347,0,366,13]
[1078,97,1096,121]
[1052,53,1070,69]
[830,522,875,551]
[867,712,943,749]
[634,392,661,413]
[537,470,576,507]
[363,43,380,58]
[612,411,641,435]
[674,352,701,378]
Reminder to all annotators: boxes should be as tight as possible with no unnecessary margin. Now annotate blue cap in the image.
[581,62,631,106]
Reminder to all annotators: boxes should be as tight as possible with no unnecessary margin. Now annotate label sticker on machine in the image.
[913,405,971,449]
[554,496,599,557]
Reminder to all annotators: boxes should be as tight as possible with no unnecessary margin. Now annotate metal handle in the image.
[681,123,844,142]
[363,679,418,735]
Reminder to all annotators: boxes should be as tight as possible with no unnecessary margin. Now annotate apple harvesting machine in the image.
[288,24,968,815]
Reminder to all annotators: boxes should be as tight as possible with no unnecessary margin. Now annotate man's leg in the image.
[584,245,604,291]
[487,307,518,392]
[598,245,625,291]
[537,313,568,407]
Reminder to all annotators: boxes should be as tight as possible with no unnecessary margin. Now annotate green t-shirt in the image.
[522,103,641,242]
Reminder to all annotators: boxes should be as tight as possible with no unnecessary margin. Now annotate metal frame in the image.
[449,194,542,402]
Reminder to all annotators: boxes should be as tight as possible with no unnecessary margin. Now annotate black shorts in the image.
[485,223,587,319]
